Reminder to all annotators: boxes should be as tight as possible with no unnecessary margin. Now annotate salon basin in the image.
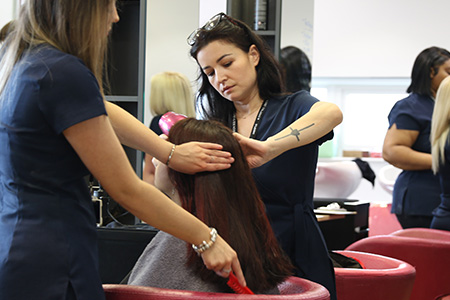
[377,164,402,195]
[314,161,362,198]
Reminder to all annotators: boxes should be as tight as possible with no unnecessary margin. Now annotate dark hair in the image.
[407,46,450,97]
[280,46,311,93]
[168,118,293,293]
[189,14,285,126]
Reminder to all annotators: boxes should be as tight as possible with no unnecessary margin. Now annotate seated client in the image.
[128,118,293,294]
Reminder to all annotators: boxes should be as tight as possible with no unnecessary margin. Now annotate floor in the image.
[368,203,402,236]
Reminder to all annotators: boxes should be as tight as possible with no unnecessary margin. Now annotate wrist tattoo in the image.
[275,123,315,141]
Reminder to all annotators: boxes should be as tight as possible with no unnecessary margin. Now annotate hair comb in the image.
[227,272,254,294]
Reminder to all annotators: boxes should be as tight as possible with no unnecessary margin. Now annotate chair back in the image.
[333,250,415,300]
[346,234,450,300]
[103,276,330,300]
[390,227,450,241]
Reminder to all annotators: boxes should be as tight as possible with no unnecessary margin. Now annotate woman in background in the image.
[280,46,312,93]
[143,71,196,184]
[0,2,244,299]
[430,76,450,231]
[129,118,293,294]
[383,46,450,228]
[188,12,342,300]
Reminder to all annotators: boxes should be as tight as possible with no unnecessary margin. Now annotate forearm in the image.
[266,102,342,159]
[104,100,172,162]
[383,146,432,170]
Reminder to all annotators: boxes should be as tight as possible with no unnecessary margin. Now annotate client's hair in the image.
[168,118,293,293]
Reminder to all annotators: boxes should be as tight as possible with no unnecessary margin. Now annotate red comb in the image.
[227,272,254,294]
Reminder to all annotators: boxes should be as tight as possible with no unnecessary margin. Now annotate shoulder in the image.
[268,91,318,114]
[391,93,433,111]
[27,45,97,89]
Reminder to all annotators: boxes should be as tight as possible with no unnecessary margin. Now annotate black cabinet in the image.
[227,0,282,59]
[314,198,370,250]
[105,0,146,178]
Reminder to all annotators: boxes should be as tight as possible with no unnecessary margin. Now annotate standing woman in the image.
[188,13,342,300]
[383,47,450,229]
[0,2,245,300]
[430,76,450,231]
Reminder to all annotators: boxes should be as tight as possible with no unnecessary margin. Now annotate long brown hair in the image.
[168,118,293,293]
[0,0,114,95]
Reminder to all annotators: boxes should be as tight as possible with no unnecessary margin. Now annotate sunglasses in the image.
[187,13,238,46]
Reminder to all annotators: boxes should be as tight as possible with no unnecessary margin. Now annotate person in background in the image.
[383,46,450,229]
[0,21,14,43]
[279,46,312,93]
[188,12,342,300]
[143,71,196,184]
[430,76,450,231]
[0,2,245,300]
[128,118,293,294]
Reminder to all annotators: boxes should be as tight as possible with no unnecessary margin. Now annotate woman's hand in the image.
[169,141,235,174]
[200,235,246,287]
[233,133,275,168]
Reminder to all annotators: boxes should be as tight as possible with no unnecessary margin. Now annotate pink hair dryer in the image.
[158,111,187,135]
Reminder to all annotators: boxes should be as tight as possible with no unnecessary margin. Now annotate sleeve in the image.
[387,100,421,131]
[38,55,107,134]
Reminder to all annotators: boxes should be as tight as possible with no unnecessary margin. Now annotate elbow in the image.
[327,103,343,127]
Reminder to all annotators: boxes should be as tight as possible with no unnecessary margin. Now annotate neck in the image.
[235,98,264,119]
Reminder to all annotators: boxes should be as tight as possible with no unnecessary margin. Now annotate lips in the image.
[222,85,233,94]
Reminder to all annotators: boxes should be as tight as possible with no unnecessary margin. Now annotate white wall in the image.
[312,0,450,78]
[280,0,314,60]
[0,0,14,29]
[144,0,200,126]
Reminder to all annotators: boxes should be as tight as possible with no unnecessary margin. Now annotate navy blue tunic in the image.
[233,91,336,299]
[387,93,440,216]
[0,45,106,299]
[431,139,450,231]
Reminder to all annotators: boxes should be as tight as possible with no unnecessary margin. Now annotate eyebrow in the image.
[202,53,232,71]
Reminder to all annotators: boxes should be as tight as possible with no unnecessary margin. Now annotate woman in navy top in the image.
[431,76,450,231]
[383,47,450,228]
[0,2,246,299]
[188,13,343,300]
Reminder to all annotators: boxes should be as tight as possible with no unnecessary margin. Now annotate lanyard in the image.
[232,100,268,139]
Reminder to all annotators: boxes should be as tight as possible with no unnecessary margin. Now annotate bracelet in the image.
[192,227,218,255]
[165,144,176,166]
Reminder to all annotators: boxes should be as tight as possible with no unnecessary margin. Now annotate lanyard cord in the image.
[232,100,268,139]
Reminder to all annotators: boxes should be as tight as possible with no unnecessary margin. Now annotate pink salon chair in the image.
[346,233,450,300]
[333,250,415,300]
[390,227,450,241]
[103,276,330,300]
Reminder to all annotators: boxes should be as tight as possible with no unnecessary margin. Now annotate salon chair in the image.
[333,250,415,300]
[103,276,330,300]
[346,234,450,300]
[390,227,450,241]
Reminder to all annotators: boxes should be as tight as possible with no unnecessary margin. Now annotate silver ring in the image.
[221,268,232,273]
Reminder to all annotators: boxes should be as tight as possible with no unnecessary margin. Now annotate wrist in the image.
[192,227,218,255]
[166,144,176,166]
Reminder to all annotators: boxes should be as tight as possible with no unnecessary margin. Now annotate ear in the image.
[248,45,260,67]
[430,67,436,79]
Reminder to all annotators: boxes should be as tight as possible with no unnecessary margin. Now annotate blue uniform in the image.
[387,93,440,223]
[231,91,336,300]
[431,139,450,231]
[0,45,106,300]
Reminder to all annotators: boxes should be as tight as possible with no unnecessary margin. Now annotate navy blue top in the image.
[231,91,336,300]
[431,138,450,231]
[387,93,441,216]
[0,45,106,300]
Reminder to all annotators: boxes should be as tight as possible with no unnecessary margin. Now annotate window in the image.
[311,78,409,157]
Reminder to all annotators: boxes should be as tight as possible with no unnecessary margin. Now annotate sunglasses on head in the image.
[187,13,239,46]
